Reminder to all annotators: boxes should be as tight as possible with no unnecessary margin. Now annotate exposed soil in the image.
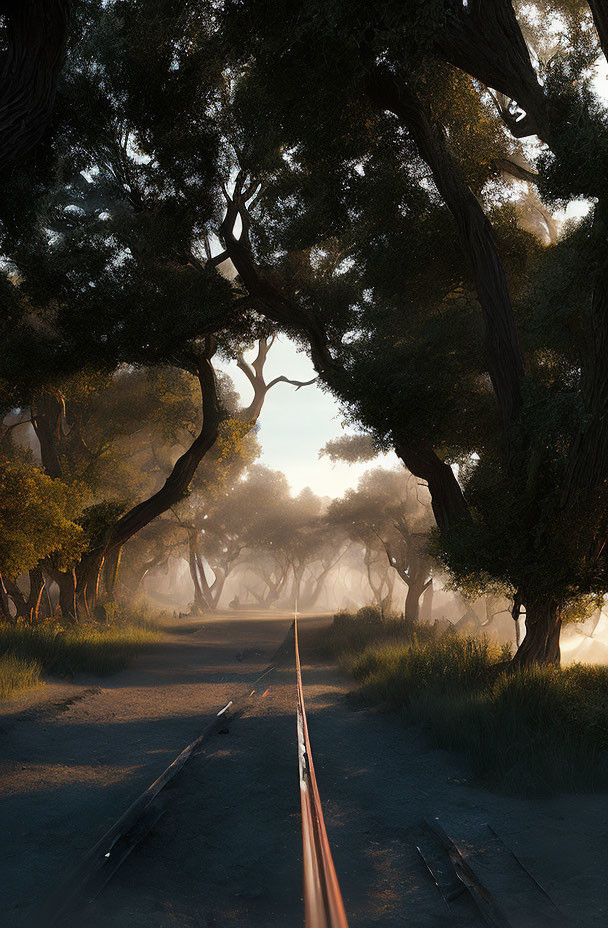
[1,612,607,927]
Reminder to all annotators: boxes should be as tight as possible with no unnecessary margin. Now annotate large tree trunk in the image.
[101,546,121,600]
[26,566,45,621]
[80,346,221,615]
[187,533,206,614]
[209,568,226,610]
[75,550,104,619]
[195,552,217,612]
[404,578,427,623]
[31,391,63,478]
[3,576,28,617]
[55,568,77,623]
[589,0,608,63]
[0,1,72,172]
[420,581,434,622]
[434,0,550,142]
[513,599,562,667]
[394,441,468,533]
[103,351,219,559]
[0,573,16,620]
[367,70,526,432]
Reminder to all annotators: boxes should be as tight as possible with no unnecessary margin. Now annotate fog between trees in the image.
[4,2,608,665]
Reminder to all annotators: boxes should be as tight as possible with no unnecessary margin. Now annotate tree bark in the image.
[58,570,77,623]
[0,574,12,621]
[403,572,431,623]
[394,441,468,532]
[102,349,220,561]
[101,546,122,600]
[210,566,227,609]
[76,550,105,618]
[435,0,550,143]
[46,566,77,623]
[31,391,64,479]
[420,581,434,622]
[588,1,608,65]
[0,1,72,171]
[3,576,28,617]
[188,533,206,614]
[513,598,562,666]
[26,565,45,621]
[196,552,215,611]
[73,344,221,614]
[367,70,526,431]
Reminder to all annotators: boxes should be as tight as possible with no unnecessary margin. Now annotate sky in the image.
[219,337,400,499]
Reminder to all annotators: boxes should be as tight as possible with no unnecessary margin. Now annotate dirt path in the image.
[2,614,607,926]
[0,611,296,927]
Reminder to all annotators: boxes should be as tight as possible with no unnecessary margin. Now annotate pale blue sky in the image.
[220,337,400,497]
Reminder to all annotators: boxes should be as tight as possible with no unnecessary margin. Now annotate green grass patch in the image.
[0,615,161,689]
[0,652,42,699]
[324,607,608,797]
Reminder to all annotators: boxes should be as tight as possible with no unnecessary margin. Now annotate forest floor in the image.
[0,611,606,927]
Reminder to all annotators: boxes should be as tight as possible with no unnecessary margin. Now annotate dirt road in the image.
[1,612,607,926]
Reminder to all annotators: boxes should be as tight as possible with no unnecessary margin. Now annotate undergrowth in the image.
[324,606,608,797]
[0,602,162,698]
[0,652,42,699]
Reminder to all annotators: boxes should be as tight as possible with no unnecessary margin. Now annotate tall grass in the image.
[0,653,42,699]
[0,608,162,699]
[320,605,438,657]
[325,607,608,797]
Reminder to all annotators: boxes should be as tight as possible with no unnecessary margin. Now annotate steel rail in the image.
[295,615,350,928]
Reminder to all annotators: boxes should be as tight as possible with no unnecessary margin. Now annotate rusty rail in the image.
[295,615,350,928]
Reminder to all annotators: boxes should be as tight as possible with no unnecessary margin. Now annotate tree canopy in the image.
[3,1,608,663]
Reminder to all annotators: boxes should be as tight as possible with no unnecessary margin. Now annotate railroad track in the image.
[26,622,296,928]
[24,616,570,928]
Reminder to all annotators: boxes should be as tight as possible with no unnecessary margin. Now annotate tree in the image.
[0,0,72,171]
[1,345,226,619]
[328,468,435,618]
[208,0,608,664]
[207,467,349,611]
[6,1,608,664]
[162,336,314,613]
[0,452,84,620]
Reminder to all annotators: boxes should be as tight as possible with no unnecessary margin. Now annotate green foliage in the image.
[319,433,378,463]
[0,1,248,400]
[79,500,131,549]
[0,456,86,579]
[2,0,608,648]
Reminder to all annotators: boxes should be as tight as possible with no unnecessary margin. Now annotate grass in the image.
[0,652,42,699]
[0,603,162,700]
[323,606,608,797]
